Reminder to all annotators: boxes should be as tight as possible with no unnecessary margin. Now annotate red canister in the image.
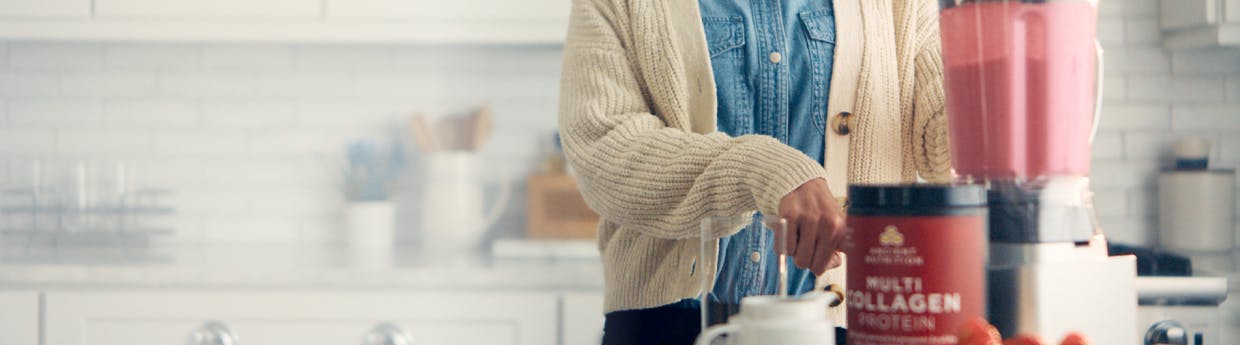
[845,184,987,345]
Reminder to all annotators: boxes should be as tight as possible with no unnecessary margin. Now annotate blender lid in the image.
[940,0,1096,8]
[848,184,987,212]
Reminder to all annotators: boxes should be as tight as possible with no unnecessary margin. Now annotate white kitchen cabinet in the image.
[562,292,605,345]
[44,289,558,345]
[0,0,568,43]
[1161,0,1240,48]
[327,0,570,20]
[95,0,320,19]
[0,290,39,345]
[0,0,89,17]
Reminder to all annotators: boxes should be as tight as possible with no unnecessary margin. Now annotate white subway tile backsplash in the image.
[0,41,573,244]
[103,99,199,127]
[104,44,201,69]
[173,186,253,216]
[61,71,158,97]
[124,158,204,185]
[158,71,258,97]
[0,72,60,97]
[1171,105,1240,130]
[1128,76,1228,103]
[1124,18,1162,44]
[1098,0,1156,18]
[1098,104,1170,131]
[295,100,411,127]
[1097,19,1125,46]
[248,186,342,216]
[1098,216,1153,246]
[1105,47,1171,75]
[152,130,247,155]
[1124,132,1186,160]
[296,46,397,71]
[1091,159,1160,188]
[1092,132,1123,159]
[1127,187,1157,219]
[255,72,355,97]
[0,129,54,154]
[8,99,104,127]
[55,128,153,154]
[202,217,298,243]
[248,129,351,156]
[353,74,450,100]
[8,42,104,69]
[1229,77,1240,102]
[203,45,294,70]
[197,158,324,185]
[200,101,295,128]
[1172,49,1240,75]
[1092,188,1128,217]
[1103,75,1126,101]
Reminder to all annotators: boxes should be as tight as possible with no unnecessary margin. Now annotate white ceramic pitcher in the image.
[696,295,835,345]
[420,152,511,256]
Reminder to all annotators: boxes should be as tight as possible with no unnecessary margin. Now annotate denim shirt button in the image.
[768,51,782,64]
[748,251,762,263]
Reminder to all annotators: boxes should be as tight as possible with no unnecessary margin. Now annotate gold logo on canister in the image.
[880,226,904,247]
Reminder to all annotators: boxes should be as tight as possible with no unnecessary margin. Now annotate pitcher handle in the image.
[1089,40,1104,144]
[695,324,738,345]
[479,173,512,233]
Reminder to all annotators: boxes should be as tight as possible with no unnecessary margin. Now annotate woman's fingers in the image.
[794,217,818,269]
[809,221,834,274]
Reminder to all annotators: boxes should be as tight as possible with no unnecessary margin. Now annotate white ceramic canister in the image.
[420,152,510,257]
[1158,170,1235,254]
[347,201,397,269]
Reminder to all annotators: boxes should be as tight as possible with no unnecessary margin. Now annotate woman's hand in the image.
[957,318,1090,345]
[775,178,845,275]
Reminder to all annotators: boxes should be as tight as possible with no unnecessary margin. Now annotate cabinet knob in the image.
[1144,320,1188,345]
[189,320,238,345]
[362,322,412,345]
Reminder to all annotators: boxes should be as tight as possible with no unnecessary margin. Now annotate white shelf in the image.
[0,18,568,44]
[1161,0,1240,49]
[1164,24,1240,50]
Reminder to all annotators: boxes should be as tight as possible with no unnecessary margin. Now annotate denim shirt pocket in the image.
[800,9,837,135]
[702,16,753,136]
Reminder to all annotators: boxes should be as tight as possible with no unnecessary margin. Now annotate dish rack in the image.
[0,161,177,250]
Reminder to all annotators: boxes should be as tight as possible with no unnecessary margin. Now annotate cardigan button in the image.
[831,111,852,135]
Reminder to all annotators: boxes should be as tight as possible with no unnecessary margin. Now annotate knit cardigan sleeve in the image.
[911,0,954,183]
[557,0,826,240]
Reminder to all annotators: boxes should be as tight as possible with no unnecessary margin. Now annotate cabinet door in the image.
[0,0,90,17]
[95,0,320,19]
[1228,0,1240,23]
[44,289,558,345]
[0,290,39,345]
[562,292,605,345]
[326,0,570,20]
[1161,0,1217,30]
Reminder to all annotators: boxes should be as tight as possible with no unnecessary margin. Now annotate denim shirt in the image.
[699,0,836,304]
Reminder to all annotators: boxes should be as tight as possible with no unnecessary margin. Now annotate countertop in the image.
[0,242,604,290]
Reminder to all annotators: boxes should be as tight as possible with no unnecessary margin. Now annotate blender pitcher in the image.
[939,0,1103,182]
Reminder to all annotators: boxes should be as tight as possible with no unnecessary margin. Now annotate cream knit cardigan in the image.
[558,0,953,313]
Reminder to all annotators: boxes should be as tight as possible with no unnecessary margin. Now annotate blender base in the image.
[988,239,1138,344]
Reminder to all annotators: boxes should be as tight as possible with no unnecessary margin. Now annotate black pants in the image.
[602,302,702,345]
[601,301,847,345]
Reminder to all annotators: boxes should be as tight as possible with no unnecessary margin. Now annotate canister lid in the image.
[848,184,987,216]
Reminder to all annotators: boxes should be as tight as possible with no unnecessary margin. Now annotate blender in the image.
[938,0,1138,343]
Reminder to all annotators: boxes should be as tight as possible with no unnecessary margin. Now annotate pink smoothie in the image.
[940,2,1098,180]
